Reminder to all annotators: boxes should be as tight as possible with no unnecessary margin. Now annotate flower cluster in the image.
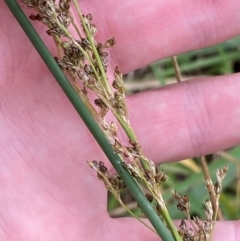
[21,0,163,206]
[88,160,126,193]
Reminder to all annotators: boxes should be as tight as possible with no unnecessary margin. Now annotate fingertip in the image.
[107,217,161,241]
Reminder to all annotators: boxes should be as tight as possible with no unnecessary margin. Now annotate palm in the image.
[1,0,240,240]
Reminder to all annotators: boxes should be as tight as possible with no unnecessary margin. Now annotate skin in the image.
[1,0,240,240]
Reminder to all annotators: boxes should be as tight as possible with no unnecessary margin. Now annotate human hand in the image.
[1,0,240,240]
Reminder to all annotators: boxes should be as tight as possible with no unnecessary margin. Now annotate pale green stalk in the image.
[72,0,112,96]
[160,208,182,241]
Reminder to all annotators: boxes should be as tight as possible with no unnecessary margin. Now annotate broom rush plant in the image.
[5,1,228,240]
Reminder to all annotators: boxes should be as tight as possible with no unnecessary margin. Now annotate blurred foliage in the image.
[108,36,240,221]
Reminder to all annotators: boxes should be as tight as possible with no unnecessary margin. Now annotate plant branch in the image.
[72,0,112,96]
[199,156,218,217]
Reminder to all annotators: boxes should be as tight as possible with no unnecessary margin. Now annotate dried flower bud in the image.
[147,159,156,177]
[114,91,123,102]
[155,169,168,183]
[109,121,118,136]
[94,99,108,117]
[109,175,126,190]
[126,146,135,155]
[216,165,228,183]
[54,57,65,69]
[172,190,190,215]
[84,78,97,90]
[145,193,154,203]
[179,219,187,230]
[94,99,106,108]
[90,24,97,36]
[112,81,125,95]
[204,199,213,221]
[96,42,102,51]
[98,161,108,175]
[65,61,76,71]
[144,170,152,181]
[111,92,126,116]
[47,26,65,36]
[113,67,124,94]
[29,14,42,21]
[84,65,92,75]
[115,103,125,110]
[62,43,82,62]
[100,52,108,57]
[177,204,185,212]
[59,0,70,10]
[114,66,122,78]
[61,41,70,50]
[80,38,90,49]
[38,0,51,13]
[77,71,90,82]
[124,163,140,178]
[58,12,71,27]
[214,182,222,195]
[205,178,215,196]
[89,160,107,174]
[22,0,38,8]
[177,228,185,238]
[103,37,116,48]
[101,56,108,69]
[88,160,109,180]
[113,139,124,154]
[129,140,141,152]
[82,15,89,24]
[86,13,93,21]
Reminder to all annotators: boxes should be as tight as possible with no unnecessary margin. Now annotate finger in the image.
[80,0,240,73]
[4,1,240,74]
[108,218,240,241]
[127,72,240,163]
[4,1,239,75]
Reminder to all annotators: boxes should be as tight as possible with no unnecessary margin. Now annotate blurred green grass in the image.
[108,36,240,221]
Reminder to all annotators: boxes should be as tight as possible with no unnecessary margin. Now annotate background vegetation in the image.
[108,36,240,221]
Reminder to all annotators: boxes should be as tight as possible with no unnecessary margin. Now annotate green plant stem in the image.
[160,208,182,241]
[4,1,176,241]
